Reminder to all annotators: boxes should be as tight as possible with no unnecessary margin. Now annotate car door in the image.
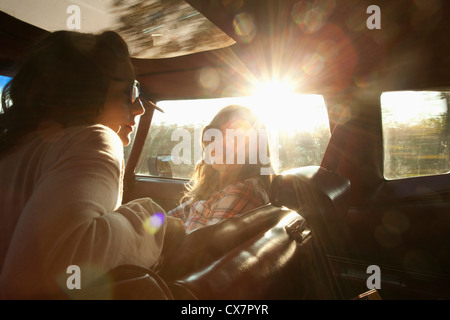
[322,90,450,299]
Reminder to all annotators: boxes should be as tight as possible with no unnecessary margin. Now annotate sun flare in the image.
[251,79,296,99]
[249,79,329,133]
[155,78,330,135]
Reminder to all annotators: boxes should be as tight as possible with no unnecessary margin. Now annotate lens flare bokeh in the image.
[143,212,165,234]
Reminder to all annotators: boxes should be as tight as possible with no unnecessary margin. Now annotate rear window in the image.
[381,91,450,180]
[135,94,331,179]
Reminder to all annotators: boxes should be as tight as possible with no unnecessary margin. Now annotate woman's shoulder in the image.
[50,124,123,160]
[64,124,118,140]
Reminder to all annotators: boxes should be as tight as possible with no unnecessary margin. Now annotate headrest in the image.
[269,166,350,218]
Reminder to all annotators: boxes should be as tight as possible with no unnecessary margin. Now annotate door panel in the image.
[322,89,450,299]
[335,175,450,299]
[124,176,187,213]
[328,255,450,299]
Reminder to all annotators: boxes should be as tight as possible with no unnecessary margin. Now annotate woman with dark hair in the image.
[0,31,167,299]
[168,105,273,232]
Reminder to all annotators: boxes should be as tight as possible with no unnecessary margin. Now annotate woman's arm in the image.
[1,126,167,297]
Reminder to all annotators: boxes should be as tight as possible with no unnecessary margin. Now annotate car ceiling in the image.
[0,0,449,101]
[0,0,235,59]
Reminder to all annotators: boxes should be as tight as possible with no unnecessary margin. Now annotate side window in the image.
[381,91,450,180]
[136,100,224,179]
[135,95,331,180]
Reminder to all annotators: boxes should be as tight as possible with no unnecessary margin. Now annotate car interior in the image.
[0,0,449,300]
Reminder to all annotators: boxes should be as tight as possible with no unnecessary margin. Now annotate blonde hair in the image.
[181,105,273,204]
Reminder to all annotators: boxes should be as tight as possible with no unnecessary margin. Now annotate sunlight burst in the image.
[249,79,329,133]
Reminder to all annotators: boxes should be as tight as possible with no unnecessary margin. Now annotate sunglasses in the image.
[130,80,140,104]
[111,77,140,104]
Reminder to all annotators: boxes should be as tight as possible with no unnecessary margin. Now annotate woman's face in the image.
[97,61,144,146]
[210,116,253,174]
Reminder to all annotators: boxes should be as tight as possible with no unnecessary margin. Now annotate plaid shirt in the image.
[168,178,269,232]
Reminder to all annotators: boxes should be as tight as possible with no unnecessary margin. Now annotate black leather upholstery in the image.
[168,211,328,300]
[158,204,292,282]
[161,166,351,300]
[270,166,350,218]
[270,165,351,255]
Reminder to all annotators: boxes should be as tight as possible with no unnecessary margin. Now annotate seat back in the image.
[269,166,351,255]
[158,204,292,282]
[168,210,339,300]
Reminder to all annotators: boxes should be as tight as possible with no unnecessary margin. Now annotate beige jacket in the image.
[0,124,166,299]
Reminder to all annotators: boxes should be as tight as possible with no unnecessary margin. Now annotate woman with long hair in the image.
[0,30,167,299]
[168,105,273,232]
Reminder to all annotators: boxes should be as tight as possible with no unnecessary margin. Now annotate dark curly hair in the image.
[0,30,130,155]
